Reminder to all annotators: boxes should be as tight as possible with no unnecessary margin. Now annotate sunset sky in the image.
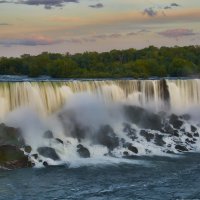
[0,0,199,57]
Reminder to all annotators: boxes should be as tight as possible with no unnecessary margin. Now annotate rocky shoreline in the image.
[0,105,200,170]
[0,123,33,169]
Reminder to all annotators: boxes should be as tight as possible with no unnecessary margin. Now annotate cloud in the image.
[109,33,121,38]
[164,6,171,10]
[0,36,62,46]
[158,28,196,38]
[20,0,79,9]
[126,32,137,36]
[0,23,11,26]
[143,8,157,17]
[0,0,79,9]
[171,3,180,7]
[93,34,107,39]
[89,3,103,9]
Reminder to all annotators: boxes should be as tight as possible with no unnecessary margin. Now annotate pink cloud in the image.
[158,28,196,38]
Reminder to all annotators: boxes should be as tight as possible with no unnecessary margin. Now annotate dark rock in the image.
[0,123,24,147]
[128,144,138,154]
[37,147,60,160]
[32,154,38,159]
[77,144,90,158]
[173,130,179,137]
[123,123,137,141]
[163,124,174,134]
[169,114,183,129]
[123,151,129,156]
[0,145,32,169]
[160,79,170,108]
[55,138,64,144]
[43,130,53,139]
[194,132,199,137]
[140,130,154,142]
[154,134,166,146]
[191,125,197,132]
[97,125,119,150]
[186,133,193,138]
[123,105,162,131]
[185,138,195,144]
[77,144,83,149]
[24,146,32,153]
[175,145,188,152]
[166,150,174,154]
[43,161,48,167]
[59,110,88,142]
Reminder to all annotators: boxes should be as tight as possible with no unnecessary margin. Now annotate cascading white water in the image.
[1,79,200,168]
[0,79,200,119]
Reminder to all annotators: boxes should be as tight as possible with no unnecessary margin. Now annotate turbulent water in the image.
[1,154,200,200]
[0,79,200,166]
[1,78,200,199]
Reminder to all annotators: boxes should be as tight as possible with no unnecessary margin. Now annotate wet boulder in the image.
[185,138,195,144]
[55,138,64,144]
[0,123,24,147]
[140,130,154,142]
[127,144,138,154]
[24,145,32,153]
[169,114,183,129]
[77,144,90,158]
[175,145,188,152]
[97,125,119,150]
[154,134,166,146]
[173,130,179,137]
[123,105,162,131]
[43,161,48,167]
[59,110,88,142]
[186,133,193,138]
[194,133,199,137]
[191,125,197,133]
[163,124,175,135]
[123,123,137,141]
[32,154,38,159]
[37,147,60,161]
[123,151,129,156]
[0,145,32,169]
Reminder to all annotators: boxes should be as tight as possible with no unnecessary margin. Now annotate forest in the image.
[0,45,199,78]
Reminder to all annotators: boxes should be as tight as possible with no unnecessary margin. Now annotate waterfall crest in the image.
[0,79,200,118]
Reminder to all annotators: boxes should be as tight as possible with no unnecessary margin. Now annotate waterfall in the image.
[1,78,200,168]
[0,79,200,118]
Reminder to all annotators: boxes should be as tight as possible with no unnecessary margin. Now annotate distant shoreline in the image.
[0,46,199,79]
[0,75,200,82]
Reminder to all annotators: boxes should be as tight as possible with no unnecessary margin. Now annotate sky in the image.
[0,0,199,57]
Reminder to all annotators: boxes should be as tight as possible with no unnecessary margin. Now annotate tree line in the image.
[0,45,199,78]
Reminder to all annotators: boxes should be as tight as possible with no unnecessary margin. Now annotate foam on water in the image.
[1,79,200,168]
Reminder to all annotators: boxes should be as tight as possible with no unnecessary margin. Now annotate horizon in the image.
[0,0,200,57]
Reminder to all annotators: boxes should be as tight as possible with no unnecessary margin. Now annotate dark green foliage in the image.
[0,45,199,78]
